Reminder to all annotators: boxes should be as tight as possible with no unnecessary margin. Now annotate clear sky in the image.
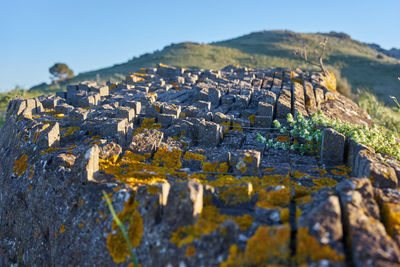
[0,0,399,91]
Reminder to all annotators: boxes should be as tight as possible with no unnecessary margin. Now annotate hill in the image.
[1,30,400,129]
[27,30,400,102]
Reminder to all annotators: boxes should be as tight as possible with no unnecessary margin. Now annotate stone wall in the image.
[1,63,399,266]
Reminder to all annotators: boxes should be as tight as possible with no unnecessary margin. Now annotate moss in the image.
[107,195,143,264]
[220,225,291,267]
[13,154,28,177]
[296,227,344,264]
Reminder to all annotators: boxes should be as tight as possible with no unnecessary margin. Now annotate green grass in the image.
[102,191,139,267]
[357,91,400,134]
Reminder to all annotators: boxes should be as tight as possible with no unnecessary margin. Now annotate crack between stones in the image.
[336,191,354,267]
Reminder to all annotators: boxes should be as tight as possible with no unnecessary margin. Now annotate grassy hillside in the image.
[1,30,399,127]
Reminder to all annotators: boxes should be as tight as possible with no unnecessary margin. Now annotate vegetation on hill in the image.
[0,30,399,128]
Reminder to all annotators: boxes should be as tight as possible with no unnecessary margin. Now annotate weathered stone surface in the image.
[321,127,345,164]
[336,178,400,266]
[0,64,397,267]
[129,129,163,154]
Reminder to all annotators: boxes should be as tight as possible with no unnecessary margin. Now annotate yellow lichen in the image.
[184,151,206,163]
[106,195,143,263]
[171,205,253,248]
[320,71,336,92]
[220,225,291,267]
[330,168,347,176]
[296,227,344,264]
[231,122,242,132]
[185,245,196,258]
[60,225,66,233]
[382,202,400,237]
[256,188,290,209]
[312,177,338,190]
[292,170,307,179]
[62,126,80,137]
[13,155,28,177]
[247,115,256,125]
[218,185,253,206]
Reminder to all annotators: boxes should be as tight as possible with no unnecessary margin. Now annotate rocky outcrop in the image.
[0,63,398,266]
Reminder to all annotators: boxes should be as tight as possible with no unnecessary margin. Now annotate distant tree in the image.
[49,63,74,83]
[293,37,328,75]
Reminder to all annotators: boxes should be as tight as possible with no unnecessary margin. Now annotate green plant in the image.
[390,95,400,110]
[257,111,400,161]
[102,191,139,267]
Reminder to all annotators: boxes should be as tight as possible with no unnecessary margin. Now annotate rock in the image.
[230,150,261,175]
[336,178,400,266]
[320,128,345,165]
[129,129,164,154]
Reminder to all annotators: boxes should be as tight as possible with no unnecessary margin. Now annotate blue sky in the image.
[0,0,399,91]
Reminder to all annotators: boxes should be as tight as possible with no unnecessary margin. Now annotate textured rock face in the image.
[0,63,398,266]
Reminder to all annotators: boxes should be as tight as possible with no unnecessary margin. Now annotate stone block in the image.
[157,113,176,128]
[230,150,261,175]
[129,129,164,154]
[320,128,345,165]
[55,103,74,114]
[117,106,135,122]
[70,108,89,121]
[163,181,203,228]
[208,87,221,107]
[42,98,58,109]
[258,101,274,117]
[124,100,141,115]
[195,101,211,111]
[83,145,100,182]
[197,120,222,147]
[161,103,181,118]
[336,178,400,266]
[46,122,60,147]
[90,85,109,97]
[276,89,291,119]
[254,115,272,128]
[221,95,235,106]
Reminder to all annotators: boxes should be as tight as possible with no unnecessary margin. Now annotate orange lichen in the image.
[276,135,290,143]
[296,227,344,264]
[185,245,196,258]
[217,162,229,173]
[263,167,276,173]
[311,168,328,176]
[106,195,143,263]
[60,225,66,233]
[221,121,231,133]
[13,154,28,177]
[220,225,291,267]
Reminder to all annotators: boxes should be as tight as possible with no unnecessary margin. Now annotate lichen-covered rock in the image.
[0,64,398,266]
